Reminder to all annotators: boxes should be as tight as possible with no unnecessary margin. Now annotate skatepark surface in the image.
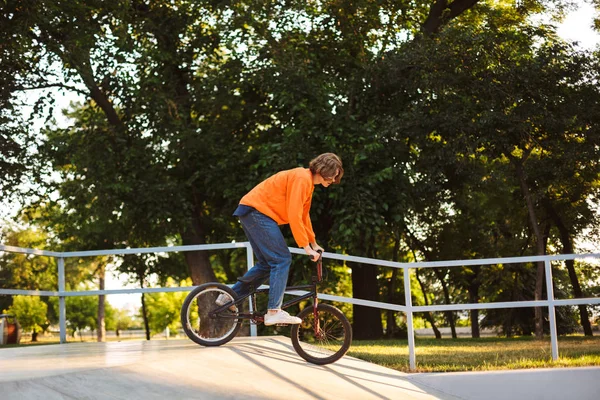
[0,336,598,400]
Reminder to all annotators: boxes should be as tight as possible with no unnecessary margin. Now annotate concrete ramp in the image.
[0,337,452,400]
[1,337,598,400]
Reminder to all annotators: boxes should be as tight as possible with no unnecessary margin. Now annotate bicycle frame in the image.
[210,254,324,332]
[182,253,350,364]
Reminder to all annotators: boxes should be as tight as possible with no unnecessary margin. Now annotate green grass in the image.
[348,336,600,373]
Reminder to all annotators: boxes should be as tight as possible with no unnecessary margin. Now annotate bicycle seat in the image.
[237,276,254,284]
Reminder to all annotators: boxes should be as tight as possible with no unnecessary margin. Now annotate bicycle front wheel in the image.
[181,283,242,347]
[290,303,352,365]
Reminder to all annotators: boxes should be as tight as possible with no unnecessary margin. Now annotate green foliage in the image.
[1,0,599,340]
[0,225,57,291]
[0,223,59,314]
[3,295,48,335]
[65,296,97,336]
[144,278,192,335]
[48,292,116,338]
[108,308,134,334]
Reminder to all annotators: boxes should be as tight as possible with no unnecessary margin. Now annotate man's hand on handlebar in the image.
[310,242,324,253]
[304,245,321,262]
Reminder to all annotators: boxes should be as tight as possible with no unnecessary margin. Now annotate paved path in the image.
[410,366,600,400]
[0,337,598,400]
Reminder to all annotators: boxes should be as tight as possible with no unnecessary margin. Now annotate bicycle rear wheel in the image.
[290,303,352,365]
[181,283,242,347]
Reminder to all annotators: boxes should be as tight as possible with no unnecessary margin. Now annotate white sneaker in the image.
[264,310,302,326]
[215,293,238,312]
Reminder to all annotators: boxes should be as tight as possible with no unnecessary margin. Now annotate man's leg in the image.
[245,211,292,310]
[233,210,301,325]
[238,210,291,309]
[230,219,271,297]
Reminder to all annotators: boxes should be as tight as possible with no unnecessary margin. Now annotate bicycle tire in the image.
[181,282,242,347]
[290,303,352,365]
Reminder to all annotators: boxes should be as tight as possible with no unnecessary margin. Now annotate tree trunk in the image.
[433,268,457,338]
[386,234,401,338]
[505,268,519,337]
[469,266,481,338]
[219,251,235,283]
[416,269,442,339]
[404,230,445,339]
[544,201,593,336]
[351,262,383,339]
[140,276,151,341]
[386,268,399,338]
[515,162,545,339]
[182,194,217,285]
[97,264,106,342]
[469,291,480,338]
[32,331,38,342]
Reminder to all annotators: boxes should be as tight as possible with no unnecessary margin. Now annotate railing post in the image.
[403,266,416,371]
[545,259,559,360]
[246,243,257,337]
[58,257,67,344]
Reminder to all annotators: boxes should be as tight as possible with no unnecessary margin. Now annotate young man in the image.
[219,153,343,325]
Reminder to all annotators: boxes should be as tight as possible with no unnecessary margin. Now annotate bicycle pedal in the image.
[276,323,289,327]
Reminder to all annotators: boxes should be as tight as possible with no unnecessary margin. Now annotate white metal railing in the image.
[1,243,599,371]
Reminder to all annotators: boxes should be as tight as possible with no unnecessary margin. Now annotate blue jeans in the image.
[231,207,292,310]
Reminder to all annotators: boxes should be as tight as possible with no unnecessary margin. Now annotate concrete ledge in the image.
[1,337,598,400]
[0,337,452,399]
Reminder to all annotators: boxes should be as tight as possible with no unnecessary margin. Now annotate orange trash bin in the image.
[0,314,22,345]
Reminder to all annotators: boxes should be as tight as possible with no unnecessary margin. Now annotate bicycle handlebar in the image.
[316,250,323,281]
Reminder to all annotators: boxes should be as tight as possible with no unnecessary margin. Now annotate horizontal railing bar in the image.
[61,242,249,258]
[291,248,600,270]
[3,290,598,316]
[284,290,408,312]
[0,245,62,257]
[289,247,410,270]
[1,244,598,317]
[554,298,600,306]
[405,253,600,269]
[0,289,59,296]
[0,243,249,258]
[322,250,600,269]
[56,287,197,296]
[2,243,599,270]
[413,300,549,312]
[412,297,600,312]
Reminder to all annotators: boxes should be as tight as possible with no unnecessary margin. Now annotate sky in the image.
[2,2,600,311]
[556,1,599,49]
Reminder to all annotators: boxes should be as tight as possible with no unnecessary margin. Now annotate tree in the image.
[4,295,48,342]
[0,7,33,206]
[3,0,596,342]
[49,290,115,341]
[378,10,600,337]
[144,278,191,336]
[108,308,134,338]
[0,225,58,293]
[0,223,59,327]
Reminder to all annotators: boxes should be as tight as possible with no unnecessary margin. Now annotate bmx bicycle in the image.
[180,252,352,365]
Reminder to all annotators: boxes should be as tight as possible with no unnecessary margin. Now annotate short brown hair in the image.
[309,153,344,184]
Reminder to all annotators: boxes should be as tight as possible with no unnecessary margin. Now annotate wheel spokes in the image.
[185,288,238,342]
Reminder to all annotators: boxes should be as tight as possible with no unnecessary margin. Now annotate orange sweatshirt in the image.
[239,167,316,248]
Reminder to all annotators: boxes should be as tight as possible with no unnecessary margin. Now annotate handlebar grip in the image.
[316,251,323,281]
